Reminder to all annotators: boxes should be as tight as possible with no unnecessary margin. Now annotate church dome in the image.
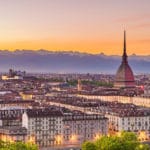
[115,62,135,88]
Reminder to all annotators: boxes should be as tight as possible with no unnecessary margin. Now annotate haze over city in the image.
[0,0,150,55]
[0,1,150,150]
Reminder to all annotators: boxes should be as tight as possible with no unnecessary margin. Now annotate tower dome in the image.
[114,31,135,88]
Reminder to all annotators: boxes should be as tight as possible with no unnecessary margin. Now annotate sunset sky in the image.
[0,0,150,55]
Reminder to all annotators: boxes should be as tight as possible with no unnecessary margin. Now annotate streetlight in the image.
[138,131,147,141]
[55,135,63,145]
[28,134,35,144]
[94,133,101,140]
[70,134,77,143]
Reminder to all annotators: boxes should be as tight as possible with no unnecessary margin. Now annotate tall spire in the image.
[122,30,128,63]
[124,30,126,55]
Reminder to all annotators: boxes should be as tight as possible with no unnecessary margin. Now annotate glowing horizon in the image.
[0,0,150,55]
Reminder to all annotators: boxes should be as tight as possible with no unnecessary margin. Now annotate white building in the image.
[22,108,108,147]
[78,94,150,107]
[2,75,23,80]
[105,111,150,141]
[63,111,108,146]
[22,108,63,147]
[1,69,25,80]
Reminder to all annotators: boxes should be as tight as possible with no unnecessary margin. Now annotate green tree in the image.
[0,140,5,148]
[0,141,38,150]
[120,131,139,150]
[135,144,150,150]
[121,131,138,141]
[95,136,124,150]
[82,132,149,150]
[82,141,97,150]
[26,142,38,150]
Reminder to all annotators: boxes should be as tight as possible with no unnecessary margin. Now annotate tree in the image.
[121,131,138,142]
[135,144,150,150]
[0,140,38,150]
[95,136,124,150]
[120,131,139,150]
[26,142,38,150]
[82,132,150,150]
[82,141,97,150]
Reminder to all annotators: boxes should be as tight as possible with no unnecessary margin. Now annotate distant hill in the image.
[0,50,149,74]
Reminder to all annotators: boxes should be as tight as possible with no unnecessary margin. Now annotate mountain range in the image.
[0,50,149,74]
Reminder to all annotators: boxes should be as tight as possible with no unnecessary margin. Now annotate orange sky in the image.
[0,0,150,55]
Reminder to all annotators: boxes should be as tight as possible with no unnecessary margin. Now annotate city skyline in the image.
[0,0,150,55]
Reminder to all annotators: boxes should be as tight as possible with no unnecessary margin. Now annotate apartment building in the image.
[105,110,150,140]
[22,108,63,147]
[22,107,108,147]
[63,111,108,145]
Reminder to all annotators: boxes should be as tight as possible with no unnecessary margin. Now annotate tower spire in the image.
[122,30,128,63]
[124,30,126,55]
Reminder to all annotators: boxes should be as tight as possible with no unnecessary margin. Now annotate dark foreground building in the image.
[114,31,135,88]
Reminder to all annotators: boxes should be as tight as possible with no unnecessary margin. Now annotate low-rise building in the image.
[20,92,33,100]
[0,100,35,108]
[143,86,150,97]
[0,126,27,142]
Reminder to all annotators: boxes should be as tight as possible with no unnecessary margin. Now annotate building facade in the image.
[0,126,27,142]
[105,112,150,141]
[63,112,108,145]
[22,108,63,147]
[22,108,108,147]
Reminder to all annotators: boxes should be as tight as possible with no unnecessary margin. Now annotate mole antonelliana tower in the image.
[114,31,135,88]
